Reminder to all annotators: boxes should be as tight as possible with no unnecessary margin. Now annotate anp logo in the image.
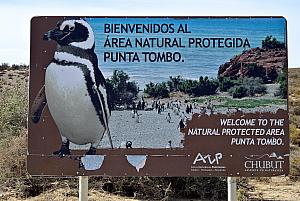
[193,152,223,165]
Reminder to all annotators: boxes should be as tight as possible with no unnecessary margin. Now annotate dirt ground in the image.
[2,178,300,201]
[1,189,139,201]
[248,177,300,200]
[1,188,209,201]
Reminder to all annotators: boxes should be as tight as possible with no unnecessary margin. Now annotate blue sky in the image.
[0,0,299,67]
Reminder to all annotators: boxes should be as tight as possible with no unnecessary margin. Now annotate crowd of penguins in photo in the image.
[129,98,215,149]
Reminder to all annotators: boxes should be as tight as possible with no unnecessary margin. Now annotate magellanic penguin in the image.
[30,17,113,156]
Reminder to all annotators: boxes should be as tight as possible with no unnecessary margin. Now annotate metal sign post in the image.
[227,177,237,201]
[79,176,88,201]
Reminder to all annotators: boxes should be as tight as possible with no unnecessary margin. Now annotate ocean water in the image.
[86,17,286,88]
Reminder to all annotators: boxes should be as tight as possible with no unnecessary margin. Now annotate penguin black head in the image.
[43,17,94,50]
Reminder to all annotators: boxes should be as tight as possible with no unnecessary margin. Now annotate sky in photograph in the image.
[0,0,299,67]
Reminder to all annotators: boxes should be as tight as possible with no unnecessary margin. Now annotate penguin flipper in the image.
[30,85,47,123]
[106,127,114,149]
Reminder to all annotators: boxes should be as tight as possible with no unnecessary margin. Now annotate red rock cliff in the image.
[218,47,287,82]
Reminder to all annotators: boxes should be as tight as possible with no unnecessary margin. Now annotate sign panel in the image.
[28,16,289,176]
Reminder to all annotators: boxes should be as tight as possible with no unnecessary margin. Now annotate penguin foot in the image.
[53,142,70,157]
[126,141,133,149]
[85,146,96,155]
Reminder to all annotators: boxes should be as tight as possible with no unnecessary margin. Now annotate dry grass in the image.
[0,69,28,139]
[0,128,27,179]
[289,68,300,177]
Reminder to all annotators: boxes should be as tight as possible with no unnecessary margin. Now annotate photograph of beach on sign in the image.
[71,17,286,150]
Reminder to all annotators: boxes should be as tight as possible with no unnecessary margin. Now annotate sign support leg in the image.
[79,176,88,201]
[227,177,237,201]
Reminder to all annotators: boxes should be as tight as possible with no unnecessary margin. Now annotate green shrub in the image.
[279,82,287,99]
[229,86,248,98]
[219,76,239,92]
[145,76,218,98]
[174,76,218,96]
[262,35,285,49]
[245,63,266,80]
[106,70,139,109]
[188,76,219,96]
[275,68,288,98]
[243,77,266,95]
[0,63,28,71]
[266,66,279,83]
[0,63,9,71]
[168,76,183,91]
[144,82,169,98]
[229,77,266,98]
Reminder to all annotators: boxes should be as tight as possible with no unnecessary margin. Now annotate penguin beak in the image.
[43,28,67,41]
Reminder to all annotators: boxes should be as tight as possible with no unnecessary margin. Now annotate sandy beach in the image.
[70,91,287,150]
[100,109,185,149]
[71,106,187,150]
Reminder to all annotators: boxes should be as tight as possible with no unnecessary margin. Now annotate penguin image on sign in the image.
[30,17,113,156]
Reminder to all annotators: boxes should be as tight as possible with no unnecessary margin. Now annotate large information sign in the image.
[28,16,289,176]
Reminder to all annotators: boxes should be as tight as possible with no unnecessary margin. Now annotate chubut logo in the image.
[244,152,285,172]
[245,160,284,169]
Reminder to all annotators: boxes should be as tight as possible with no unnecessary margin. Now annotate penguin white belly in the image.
[45,63,105,145]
